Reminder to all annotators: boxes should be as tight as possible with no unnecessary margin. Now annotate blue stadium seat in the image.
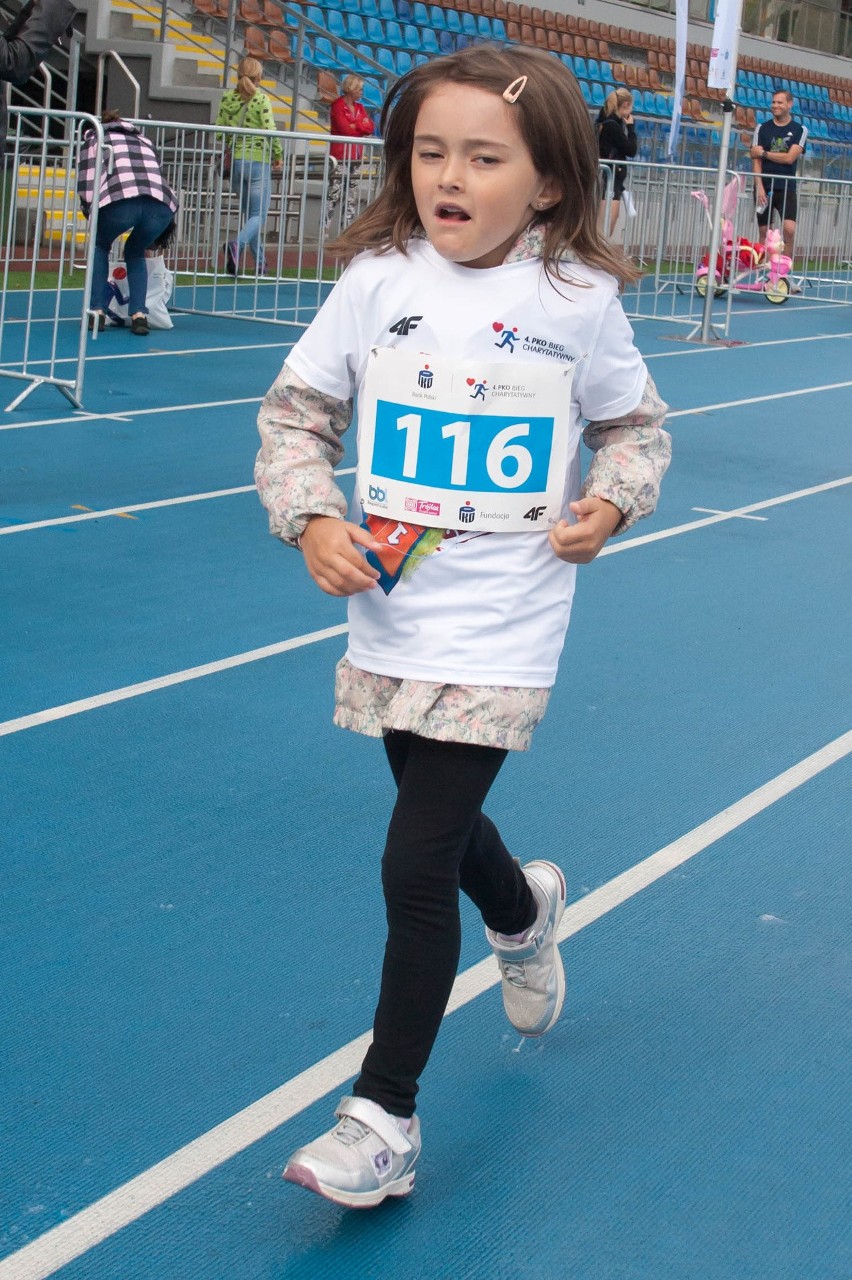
[402,22,421,48]
[476,15,491,37]
[312,36,337,67]
[412,2,430,24]
[360,0,379,14]
[376,47,396,74]
[326,9,346,38]
[396,49,413,74]
[396,0,412,20]
[413,51,428,65]
[337,45,357,71]
[385,19,405,46]
[306,5,324,26]
[366,16,384,42]
[586,57,599,79]
[378,0,396,19]
[345,12,365,39]
[361,79,383,109]
[445,8,461,33]
[600,60,612,81]
[491,18,506,39]
[428,4,445,26]
[356,43,376,71]
[573,55,587,79]
[579,80,592,104]
[655,92,670,115]
[421,27,440,54]
[460,12,477,36]
[591,81,605,107]
[454,32,470,49]
[340,0,360,11]
[438,29,454,53]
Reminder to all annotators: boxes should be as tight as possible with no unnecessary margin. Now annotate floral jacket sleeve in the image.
[581,369,671,534]
[255,364,351,547]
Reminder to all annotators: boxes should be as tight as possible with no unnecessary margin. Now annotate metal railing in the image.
[2,109,850,411]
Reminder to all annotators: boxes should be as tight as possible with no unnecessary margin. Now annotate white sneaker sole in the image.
[283,1160,416,1208]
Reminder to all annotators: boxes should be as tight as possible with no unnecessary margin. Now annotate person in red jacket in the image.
[325,74,375,236]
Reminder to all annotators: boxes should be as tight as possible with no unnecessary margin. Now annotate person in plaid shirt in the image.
[77,110,178,335]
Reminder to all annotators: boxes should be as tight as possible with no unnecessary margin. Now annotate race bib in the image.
[357,348,575,533]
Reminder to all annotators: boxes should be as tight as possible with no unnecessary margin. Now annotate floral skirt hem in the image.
[333,657,550,752]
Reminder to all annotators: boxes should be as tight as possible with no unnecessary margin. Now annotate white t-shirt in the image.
[286,240,647,687]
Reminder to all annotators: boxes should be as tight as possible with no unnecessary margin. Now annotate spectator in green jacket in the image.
[216,56,283,275]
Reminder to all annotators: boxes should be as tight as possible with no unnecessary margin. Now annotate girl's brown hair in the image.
[329,45,640,286]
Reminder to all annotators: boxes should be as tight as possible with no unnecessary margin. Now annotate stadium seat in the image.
[396,49,413,74]
[385,20,406,46]
[591,81,605,107]
[268,28,293,59]
[378,0,396,19]
[421,27,440,54]
[346,12,367,40]
[312,34,337,65]
[438,29,455,52]
[326,9,346,38]
[428,4,446,28]
[397,0,412,19]
[243,25,268,54]
[446,9,462,33]
[376,47,396,74]
[402,22,421,48]
[461,12,477,36]
[366,16,384,43]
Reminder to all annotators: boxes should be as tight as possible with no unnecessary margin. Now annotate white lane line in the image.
[1,728,848,1280]
[692,506,768,521]
[2,358,851,434]
[0,397,264,432]
[0,470,357,535]
[0,626,348,738]
[644,330,852,358]
[665,379,852,415]
[0,340,292,369]
[602,475,850,553]
[2,475,849,737]
[2,369,850,531]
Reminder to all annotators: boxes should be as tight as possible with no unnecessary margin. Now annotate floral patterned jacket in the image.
[256,226,671,546]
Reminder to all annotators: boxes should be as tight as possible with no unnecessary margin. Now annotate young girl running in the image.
[255,45,671,1210]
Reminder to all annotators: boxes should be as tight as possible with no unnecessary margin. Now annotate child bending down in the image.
[255,45,671,1210]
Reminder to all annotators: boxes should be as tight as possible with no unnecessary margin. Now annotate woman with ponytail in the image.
[216,56,283,275]
[597,87,637,236]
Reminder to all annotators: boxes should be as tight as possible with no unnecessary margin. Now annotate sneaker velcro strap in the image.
[335,1096,412,1155]
[487,932,541,963]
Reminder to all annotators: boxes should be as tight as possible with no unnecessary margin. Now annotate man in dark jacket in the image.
[1,0,77,155]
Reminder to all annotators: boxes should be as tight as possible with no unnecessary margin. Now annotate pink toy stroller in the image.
[693,174,793,304]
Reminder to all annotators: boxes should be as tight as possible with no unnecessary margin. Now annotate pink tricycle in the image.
[692,177,793,305]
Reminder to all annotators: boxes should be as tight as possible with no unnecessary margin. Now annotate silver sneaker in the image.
[283,1095,421,1208]
[485,860,567,1037]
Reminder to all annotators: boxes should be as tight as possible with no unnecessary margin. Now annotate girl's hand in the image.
[299,516,382,596]
[548,497,622,564]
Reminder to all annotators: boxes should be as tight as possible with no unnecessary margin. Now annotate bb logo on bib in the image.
[357,348,575,534]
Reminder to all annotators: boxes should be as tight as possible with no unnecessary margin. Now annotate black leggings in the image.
[352,730,537,1117]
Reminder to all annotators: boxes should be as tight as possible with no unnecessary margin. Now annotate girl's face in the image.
[411,83,560,270]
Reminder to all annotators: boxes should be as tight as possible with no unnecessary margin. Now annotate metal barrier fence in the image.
[2,110,850,410]
[0,109,104,411]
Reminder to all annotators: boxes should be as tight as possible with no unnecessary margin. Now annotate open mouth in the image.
[435,204,471,222]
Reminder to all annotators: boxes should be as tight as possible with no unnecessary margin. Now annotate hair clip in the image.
[502,75,528,104]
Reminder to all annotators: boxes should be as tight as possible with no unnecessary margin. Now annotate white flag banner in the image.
[667,0,689,157]
[708,0,741,91]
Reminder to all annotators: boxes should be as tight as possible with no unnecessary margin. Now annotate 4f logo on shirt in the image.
[389,315,422,336]
[524,505,546,522]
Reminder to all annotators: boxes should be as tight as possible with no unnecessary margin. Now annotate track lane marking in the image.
[0,729,848,1280]
[1,475,849,736]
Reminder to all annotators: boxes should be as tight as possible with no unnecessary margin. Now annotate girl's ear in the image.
[534,177,562,212]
